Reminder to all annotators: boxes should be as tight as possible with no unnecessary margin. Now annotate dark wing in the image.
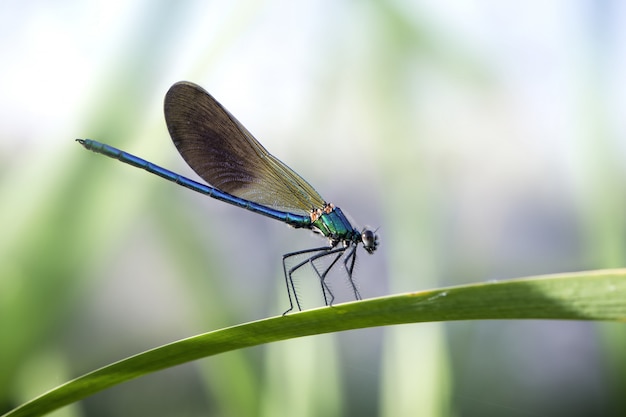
[164,81,325,215]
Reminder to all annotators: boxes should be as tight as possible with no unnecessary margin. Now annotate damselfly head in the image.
[361,228,378,254]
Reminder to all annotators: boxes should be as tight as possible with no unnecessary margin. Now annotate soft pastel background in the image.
[2,1,625,416]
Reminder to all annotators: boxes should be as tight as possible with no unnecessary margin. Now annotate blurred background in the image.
[1,1,625,416]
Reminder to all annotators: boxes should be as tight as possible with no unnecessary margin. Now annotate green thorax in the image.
[311,206,359,243]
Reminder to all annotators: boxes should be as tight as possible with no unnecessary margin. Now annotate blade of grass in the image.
[4,269,626,417]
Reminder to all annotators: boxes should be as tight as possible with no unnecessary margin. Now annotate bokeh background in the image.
[2,1,625,416]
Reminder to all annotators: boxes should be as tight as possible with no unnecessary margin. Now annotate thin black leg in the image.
[281,243,362,313]
[309,247,347,306]
[343,246,361,300]
[282,246,331,314]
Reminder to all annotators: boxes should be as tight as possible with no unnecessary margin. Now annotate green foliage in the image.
[4,270,625,417]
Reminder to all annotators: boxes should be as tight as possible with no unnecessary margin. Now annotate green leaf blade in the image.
[4,269,626,417]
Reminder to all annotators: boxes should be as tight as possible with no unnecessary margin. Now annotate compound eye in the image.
[361,229,378,253]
